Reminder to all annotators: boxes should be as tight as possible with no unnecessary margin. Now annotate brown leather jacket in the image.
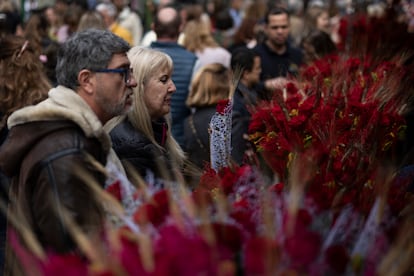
[0,120,108,275]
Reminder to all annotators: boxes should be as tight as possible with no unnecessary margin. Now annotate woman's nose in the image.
[169,81,176,93]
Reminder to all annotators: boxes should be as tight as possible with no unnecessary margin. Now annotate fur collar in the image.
[8,85,111,151]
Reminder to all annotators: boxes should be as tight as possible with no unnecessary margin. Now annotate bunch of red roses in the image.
[15,156,411,276]
[249,54,411,214]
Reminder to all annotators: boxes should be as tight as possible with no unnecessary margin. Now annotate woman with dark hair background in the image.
[301,29,337,64]
[23,12,61,85]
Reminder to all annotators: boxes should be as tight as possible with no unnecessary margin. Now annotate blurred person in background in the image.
[228,0,244,34]
[62,4,86,41]
[0,0,22,37]
[77,10,106,32]
[227,0,268,52]
[303,4,332,37]
[227,17,259,53]
[300,29,337,64]
[287,0,305,48]
[211,7,234,48]
[96,2,133,45]
[23,11,61,85]
[251,6,304,100]
[184,63,231,173]
[150,5,199,148]
[182,18,231,68]
[112,0,143,46]
[230,47,262,164]
[253,6,303,82]
[140,0,175,46]
[0,34,51,275]
[44,5,64,42]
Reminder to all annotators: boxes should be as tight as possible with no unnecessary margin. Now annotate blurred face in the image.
[265,13,290,48]
[95,53,137,123]
[144,68,175,120]
[245,56,261,87]
[316,11,330,33]
[97,10,112,27]
[231,0,243,10]
[45,7,57,25]
[112,0,124,10]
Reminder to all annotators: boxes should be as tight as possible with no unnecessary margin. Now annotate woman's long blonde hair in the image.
[126,46,185,166]
[186,63,231,108]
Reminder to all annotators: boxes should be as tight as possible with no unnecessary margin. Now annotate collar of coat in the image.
[7,85,111,152]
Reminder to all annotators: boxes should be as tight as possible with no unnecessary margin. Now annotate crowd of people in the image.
[1,0,414,274]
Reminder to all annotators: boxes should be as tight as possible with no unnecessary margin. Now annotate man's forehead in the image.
[268,15,289,26]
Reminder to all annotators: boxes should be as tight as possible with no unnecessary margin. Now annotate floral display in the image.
[10,51,414,275]
[248,54,411,214]
[6,6,414,276]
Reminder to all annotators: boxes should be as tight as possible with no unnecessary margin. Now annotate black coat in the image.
[0,120,108,275]
[232,83,258,164]
[184,107,215,169]
[0,123,8,275]
[110,118,172,180]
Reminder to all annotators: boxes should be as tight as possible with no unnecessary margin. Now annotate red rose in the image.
[133,190,170,227]
[284,229,322,271]
[42,254,88,276]
[216,99,230,115]
[269,182,284,195]
[106,180,122,202]
[244,237,280,275]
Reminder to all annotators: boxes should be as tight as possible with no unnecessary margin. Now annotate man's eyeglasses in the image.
[92,67,133,84]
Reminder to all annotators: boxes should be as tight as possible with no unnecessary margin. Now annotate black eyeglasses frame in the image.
[92,67,133,84]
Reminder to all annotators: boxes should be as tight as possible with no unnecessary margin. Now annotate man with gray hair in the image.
[0,29,137,275]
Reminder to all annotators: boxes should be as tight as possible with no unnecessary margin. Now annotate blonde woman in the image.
[108,47,185,181]
[184,63,231,170]
[182,19,231,68]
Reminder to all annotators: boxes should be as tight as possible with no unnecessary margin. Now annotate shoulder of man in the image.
[0,120,106,178]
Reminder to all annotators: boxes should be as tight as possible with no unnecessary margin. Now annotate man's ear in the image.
[78,69,95,95]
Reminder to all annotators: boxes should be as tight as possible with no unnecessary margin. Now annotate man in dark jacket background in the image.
[0,29,137,275]
[231,48,262,164]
